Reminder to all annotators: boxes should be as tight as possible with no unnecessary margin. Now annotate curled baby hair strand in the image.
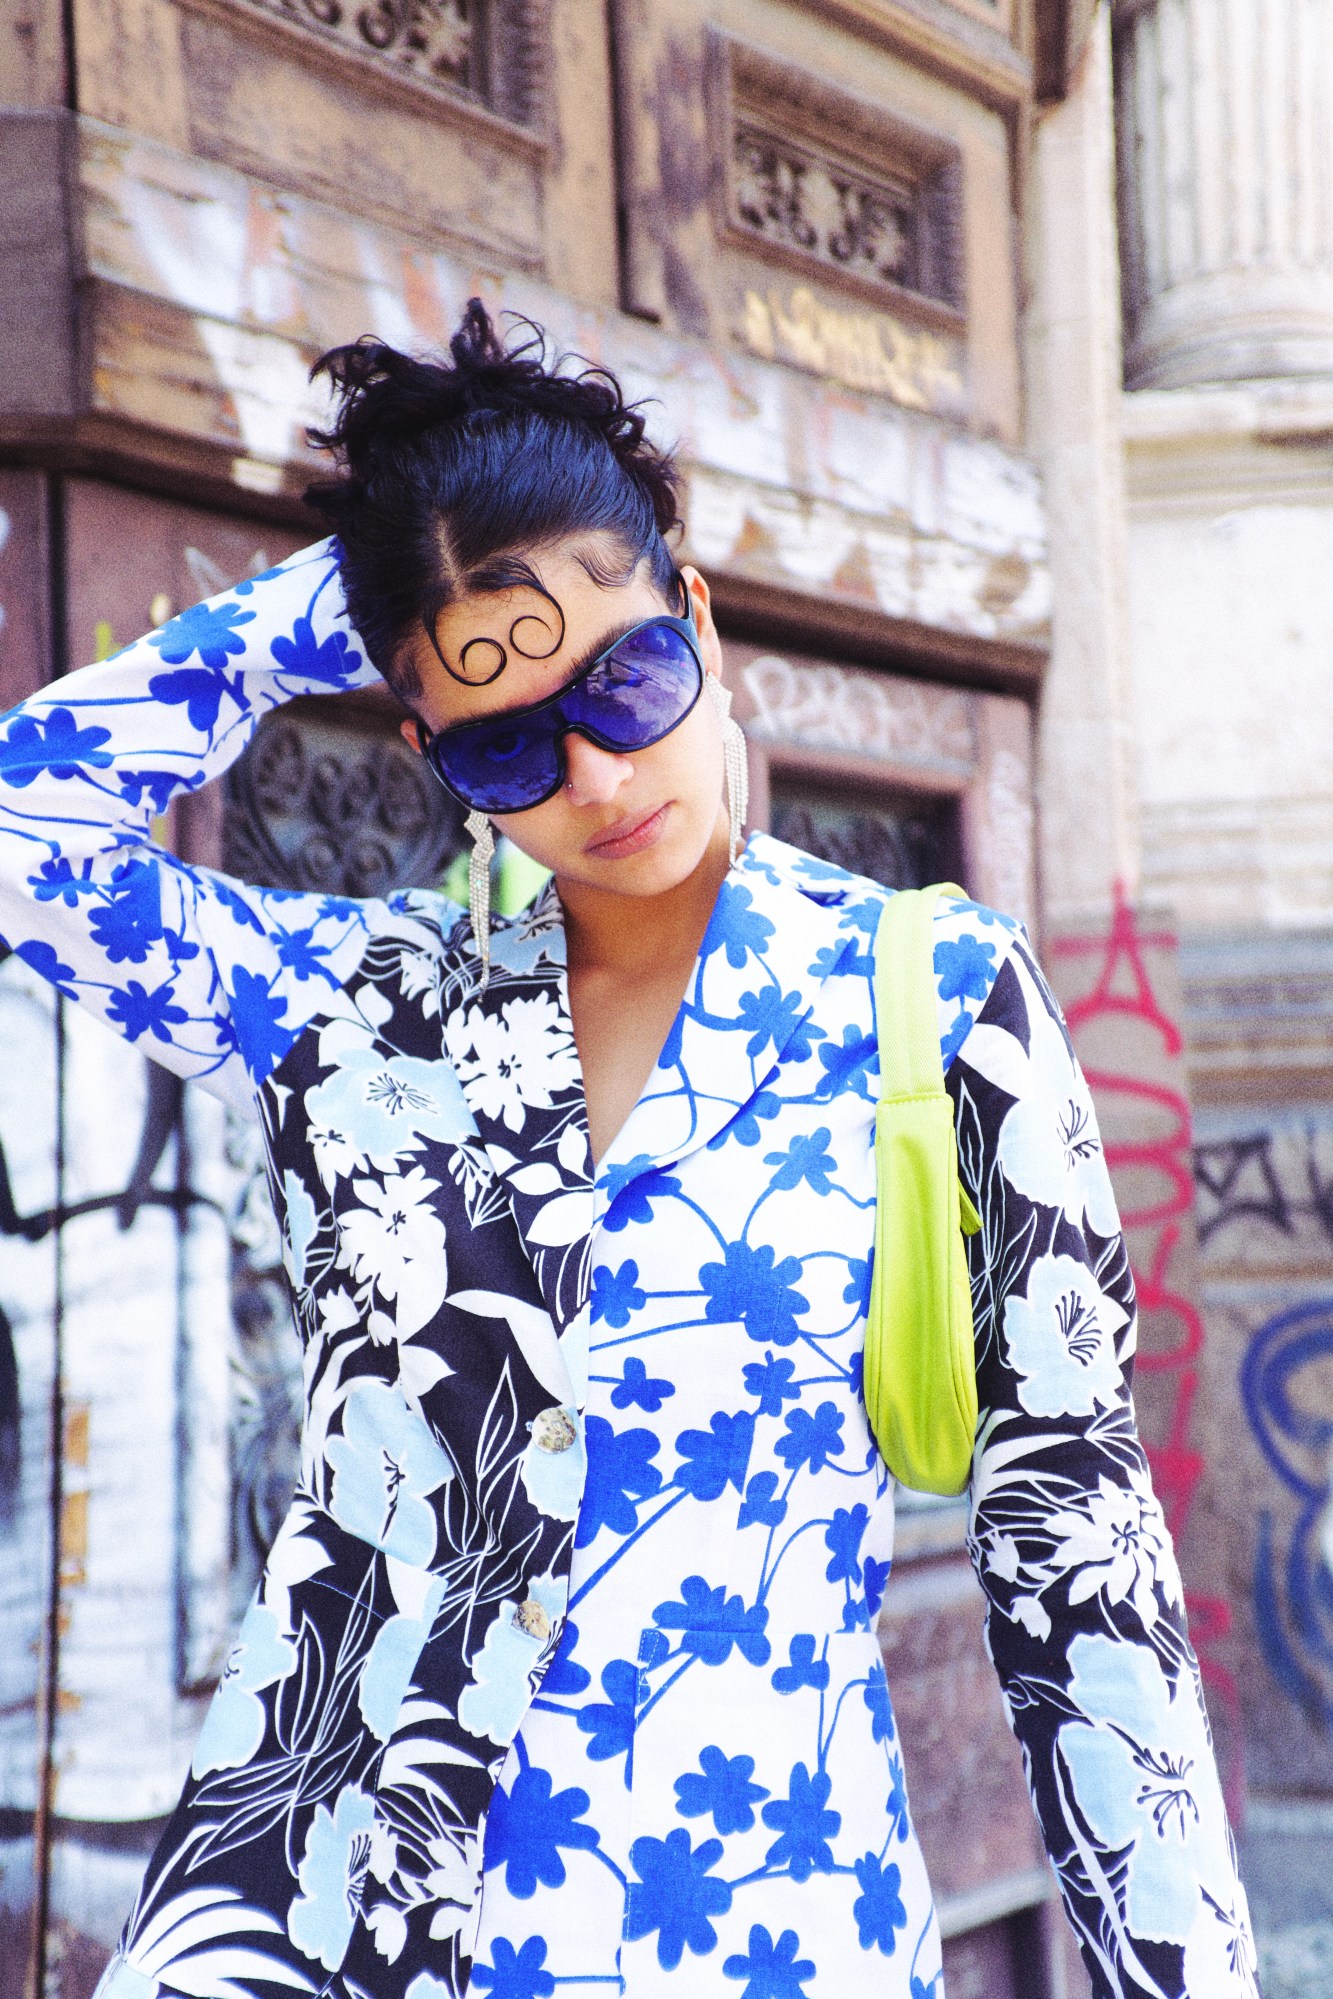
[304,299,684,701]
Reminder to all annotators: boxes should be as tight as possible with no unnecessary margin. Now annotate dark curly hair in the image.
[305,299,684,701]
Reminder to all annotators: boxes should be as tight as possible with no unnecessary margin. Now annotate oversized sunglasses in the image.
[416,609,704,815]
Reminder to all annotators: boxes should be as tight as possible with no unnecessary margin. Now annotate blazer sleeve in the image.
[0,539,385,1110]
[944,928,1259,1999]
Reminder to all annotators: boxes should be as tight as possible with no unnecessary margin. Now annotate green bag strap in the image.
[872,881,981,1229]
[874,881,965,1102]
[865,883,980,1496]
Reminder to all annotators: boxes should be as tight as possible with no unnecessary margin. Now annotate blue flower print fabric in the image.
[0,541,1258,1998]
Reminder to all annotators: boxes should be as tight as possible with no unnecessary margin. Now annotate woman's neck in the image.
[555,817,737,1164]
[555,815,735,981]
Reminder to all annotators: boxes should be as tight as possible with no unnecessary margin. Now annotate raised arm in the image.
[946,934,1258,1998]
[0,540,383,1110]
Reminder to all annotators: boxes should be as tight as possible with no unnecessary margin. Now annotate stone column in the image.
[1114,0,1333,386]
[1027,7,1139,933]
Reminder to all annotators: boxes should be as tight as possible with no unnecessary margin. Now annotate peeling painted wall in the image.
[75,122,1050,662]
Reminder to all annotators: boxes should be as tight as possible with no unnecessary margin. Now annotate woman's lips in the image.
[585,802,670,859]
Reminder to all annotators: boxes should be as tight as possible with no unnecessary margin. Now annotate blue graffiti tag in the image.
[1241,1297,1333,1720]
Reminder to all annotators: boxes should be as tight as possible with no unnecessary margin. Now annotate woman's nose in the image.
[561,731,635,807]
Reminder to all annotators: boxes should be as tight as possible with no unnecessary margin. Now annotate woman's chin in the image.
[555,812,724,901]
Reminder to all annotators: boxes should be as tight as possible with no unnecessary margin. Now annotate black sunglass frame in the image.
[414,608,705,815]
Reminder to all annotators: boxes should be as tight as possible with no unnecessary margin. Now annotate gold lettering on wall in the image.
[739,287,964,412]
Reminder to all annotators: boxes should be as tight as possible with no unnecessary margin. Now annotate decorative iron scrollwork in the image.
[770,787,959,893]
[223,700,467,897]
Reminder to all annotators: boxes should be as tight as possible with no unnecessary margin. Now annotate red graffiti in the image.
[1051,884,1243,1818]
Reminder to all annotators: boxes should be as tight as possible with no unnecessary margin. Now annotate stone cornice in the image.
[800,0,1030,112]
[1123,380,1333,512]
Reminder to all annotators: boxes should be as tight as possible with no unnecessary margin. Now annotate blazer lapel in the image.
[446,839,877,1303]
[592,834,871,1228]
[443,884,595,1347]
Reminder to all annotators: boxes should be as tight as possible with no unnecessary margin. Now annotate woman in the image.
[0,303,1256,1999]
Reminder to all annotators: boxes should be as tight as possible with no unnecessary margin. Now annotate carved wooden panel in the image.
[610,0,1023,435]
[240,0,481,94]
[173,0,546,124]
[720,34,965,319]
[732,127,938,304]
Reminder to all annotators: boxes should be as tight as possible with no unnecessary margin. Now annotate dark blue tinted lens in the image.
[434,714,561,811]
[428,618,701,812]
[564,623,700,747]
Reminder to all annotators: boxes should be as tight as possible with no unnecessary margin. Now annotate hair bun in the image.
[304,301,685,702]
[310,300,680,539]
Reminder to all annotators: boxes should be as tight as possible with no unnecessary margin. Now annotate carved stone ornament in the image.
[235,0,474,85]
[715,33,965,323]
[223,699,467,896]
[734,126,918,298]
[176,0,546,128]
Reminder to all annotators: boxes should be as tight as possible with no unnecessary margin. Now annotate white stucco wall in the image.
[1124,382,1333,933]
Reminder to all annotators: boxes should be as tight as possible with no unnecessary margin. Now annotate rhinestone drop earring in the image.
[706,676,749,864]
[465,808,495,988]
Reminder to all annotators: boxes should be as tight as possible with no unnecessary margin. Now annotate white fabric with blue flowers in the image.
[0,542,1257,1999]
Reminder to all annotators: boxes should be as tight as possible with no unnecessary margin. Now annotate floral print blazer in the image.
[0,543,1257,1999]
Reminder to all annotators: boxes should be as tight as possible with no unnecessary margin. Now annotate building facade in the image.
[1112,3,1333,1992]
[0,0,1273,1995]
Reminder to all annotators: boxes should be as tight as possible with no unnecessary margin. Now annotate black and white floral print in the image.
[0,543,1257,1998]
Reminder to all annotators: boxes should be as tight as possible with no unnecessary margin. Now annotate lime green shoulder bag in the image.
[863,884,981,1497]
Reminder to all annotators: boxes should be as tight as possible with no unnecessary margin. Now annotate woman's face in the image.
[398,538,731,900]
